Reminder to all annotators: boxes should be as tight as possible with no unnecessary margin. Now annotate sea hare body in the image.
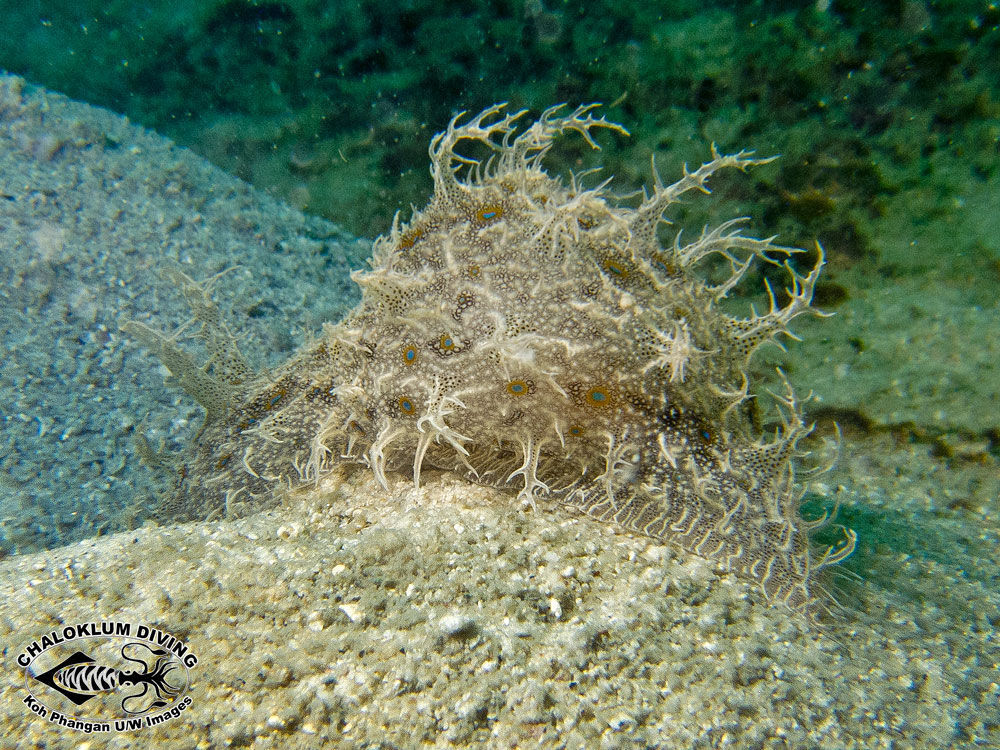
[128,104,855,610]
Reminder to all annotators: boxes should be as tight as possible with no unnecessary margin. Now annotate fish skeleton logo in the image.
[18,621,196,733]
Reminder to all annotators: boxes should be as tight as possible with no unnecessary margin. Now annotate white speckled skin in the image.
[131,104,854,610]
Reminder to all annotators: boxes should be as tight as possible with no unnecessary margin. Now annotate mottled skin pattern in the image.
[128,104,855,611]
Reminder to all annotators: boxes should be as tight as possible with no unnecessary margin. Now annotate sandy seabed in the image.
[1,73,998,748]
[1,465,989,749]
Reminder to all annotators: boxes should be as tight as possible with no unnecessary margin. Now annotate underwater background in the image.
[1,1,998,747]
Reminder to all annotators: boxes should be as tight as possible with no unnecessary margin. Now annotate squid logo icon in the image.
[33,643,184,715]
[18,620,197,732]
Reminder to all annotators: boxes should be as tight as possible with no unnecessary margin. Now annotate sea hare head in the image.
[130,103,855,611]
